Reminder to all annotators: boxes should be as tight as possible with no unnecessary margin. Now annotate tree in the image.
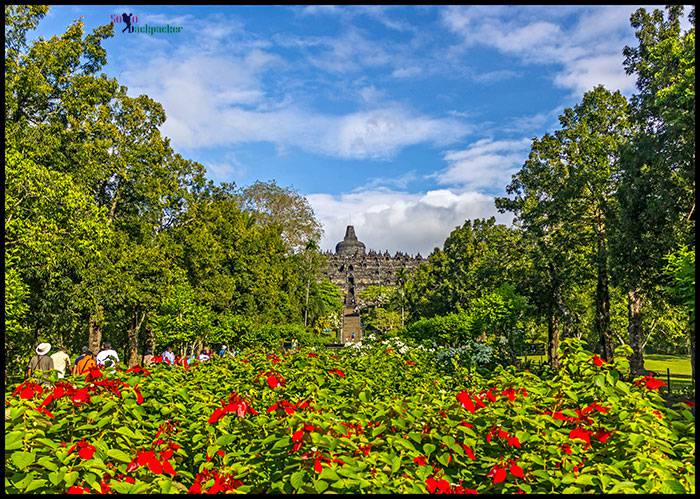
[241,181,323,253]
[611,5,695,375]
[496,132,592,369]
[664,245,695,381]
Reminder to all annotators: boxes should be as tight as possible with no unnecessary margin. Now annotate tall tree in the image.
[612,5,695,374]
[241,181,323,253]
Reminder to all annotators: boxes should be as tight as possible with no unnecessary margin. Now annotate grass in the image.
[518,353,693,390]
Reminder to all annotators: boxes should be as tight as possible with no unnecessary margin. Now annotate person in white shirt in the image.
[96,342,120,369]
[162,346,175,364]
[50,345,71,379]
[197,349,210,362]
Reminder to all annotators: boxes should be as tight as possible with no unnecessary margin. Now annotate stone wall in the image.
[323,250,423,297]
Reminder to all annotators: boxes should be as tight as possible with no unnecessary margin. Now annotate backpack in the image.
[75,355,96,375]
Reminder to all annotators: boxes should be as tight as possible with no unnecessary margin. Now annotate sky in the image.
[32,5,691,255]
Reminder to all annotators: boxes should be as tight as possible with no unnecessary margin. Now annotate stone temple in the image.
[323,225,423,343]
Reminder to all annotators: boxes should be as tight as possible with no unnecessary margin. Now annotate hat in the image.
[81,346,89,353]
[36,343,51,356]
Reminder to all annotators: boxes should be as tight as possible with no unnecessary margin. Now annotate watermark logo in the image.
[110,13,183,35]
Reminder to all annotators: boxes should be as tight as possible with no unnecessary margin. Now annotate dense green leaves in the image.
[4,341,695,494]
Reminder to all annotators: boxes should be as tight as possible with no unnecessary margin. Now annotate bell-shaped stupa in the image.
[335,225,366,256]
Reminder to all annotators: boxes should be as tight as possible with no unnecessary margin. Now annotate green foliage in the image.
[4,341,695,494]
[664,245,695,320]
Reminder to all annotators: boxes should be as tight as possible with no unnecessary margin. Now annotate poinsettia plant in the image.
[4,338,694,494]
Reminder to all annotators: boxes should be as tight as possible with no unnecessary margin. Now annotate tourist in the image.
[96,342,120,369]
[142,348,154,366]
[198,349,210,362]
[74,350,97,376]
[72,346,88,375]
[27,343,53,380]
[50,345,71,379]
[162,345,175,364]
[218,344,228,357]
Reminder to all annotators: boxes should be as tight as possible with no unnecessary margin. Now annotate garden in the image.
[5,339,695,494]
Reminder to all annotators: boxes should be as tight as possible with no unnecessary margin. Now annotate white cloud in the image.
[441,5,641,95]
[308,188,512,255]
[434,138,531,189]
[123,50,471,158]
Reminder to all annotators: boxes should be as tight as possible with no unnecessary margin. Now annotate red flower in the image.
[592,355,605,367]
[462,445,476,460]
[100,480,111,494]
[34,406,55,419]
[67,485,89,494]
[459,421,474,428]
[162,459,176,476]
[507,436,521,448]
[683,400,696,407]
[509,463,524,479]
[314,458,323,473]
[328,369,346,378]
[308,353,318,358]
[85,367,103,381]
[485,388,498,403]
[71,387,91,406]
[635,375,667,390]
[426,476,451,494]
[406,360,416,366]
[456,390,475,414]
[78,444,96,460]
[594,430,612,443]
[414,456,428,466]
[267,375,281,389]
[133,385,144,405]
[501,387,517,402]
[488,465,507,484]
[208,407,227,424]
[69,440,96,460]
[561,443,573,455]
[569,427,592,444]
[292,430,304,442]
[16,381,44,400]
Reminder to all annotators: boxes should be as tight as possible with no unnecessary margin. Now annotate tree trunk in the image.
[627,289,645,376]
[548,309,561,370]
[88,305,104,355]
[304,279,310,327]
[144,325,155,354]
[595,233,614,361]
[127,309,146,367]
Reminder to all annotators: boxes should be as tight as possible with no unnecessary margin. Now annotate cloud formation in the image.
[308,188,512,255]
[435,138,532,190]
[441,5,640,95]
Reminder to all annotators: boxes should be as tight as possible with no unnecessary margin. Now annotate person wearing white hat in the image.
[27,343,54,379]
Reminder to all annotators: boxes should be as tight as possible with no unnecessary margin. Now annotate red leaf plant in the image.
[591,354,606,367]
[188,469,243,494]
[267,398,311,416]
[328,368,346,378]
[207,392,258,424]
[634,375,667,390]
[14,381,43,400]
[68,440,96,460]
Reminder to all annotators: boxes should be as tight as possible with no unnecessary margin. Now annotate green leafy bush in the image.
[4,339,694,494]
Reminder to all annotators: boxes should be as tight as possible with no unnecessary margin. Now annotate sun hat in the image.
[36,343,51,356]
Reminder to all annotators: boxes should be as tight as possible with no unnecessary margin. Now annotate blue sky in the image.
[33,5,689,254]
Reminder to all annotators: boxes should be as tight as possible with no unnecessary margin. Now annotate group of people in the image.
[141,344,235,366]
[27,341,236,380]
[26,342,120,380]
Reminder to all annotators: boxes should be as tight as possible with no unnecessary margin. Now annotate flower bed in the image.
[4,339,695,494]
